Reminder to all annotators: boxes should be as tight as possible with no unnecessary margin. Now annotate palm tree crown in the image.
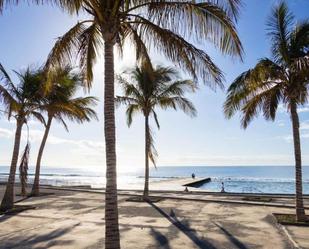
[117,64,197,129]
[224,2,309,126]
[116,63,196,196]
[42,66,98,128]
[31,0,244,87]
[31,66,98,196]
[0,63,44,124]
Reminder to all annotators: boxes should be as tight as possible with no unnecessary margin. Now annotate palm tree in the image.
[116,63,196,198]
[31,66,98,196]
[0,64,45,212]
[224,2,309,222]
[1,1,243,247]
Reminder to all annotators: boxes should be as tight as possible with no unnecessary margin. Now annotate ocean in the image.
[0,166,309,194]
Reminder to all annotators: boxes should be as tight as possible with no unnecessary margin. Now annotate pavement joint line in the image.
[39,185,309,199]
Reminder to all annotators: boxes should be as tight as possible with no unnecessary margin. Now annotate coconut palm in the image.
[116,63,196,198]
[1,1,243,247]
[224,2,309,221]
[31,66,98,196]
[0,64,45,212]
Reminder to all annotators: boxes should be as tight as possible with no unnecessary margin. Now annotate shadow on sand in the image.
[214,222,249,249]
[0,223,79,249]
[150,228,172,249]
[148,202,217,249]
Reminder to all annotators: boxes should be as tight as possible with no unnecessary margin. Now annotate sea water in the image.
[0,166,308,194]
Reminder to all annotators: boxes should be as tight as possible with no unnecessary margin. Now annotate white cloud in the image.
[300,121,309,130]
[298,106,309,113]
[280,131,309,143]
[277,104,309,114]
[277,120,285,127]
[0,127,104,157]
[281,135,293,142]
[158,153,300,166]
[0,128,14,138]
[277,104,286,113]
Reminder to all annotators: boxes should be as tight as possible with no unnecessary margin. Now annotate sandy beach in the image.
[0,182,308,249]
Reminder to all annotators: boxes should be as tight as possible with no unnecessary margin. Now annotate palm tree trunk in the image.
[31,115,53,196]
[290,101,307,222]
[103,38,120,249]
[143,115,150,198]
[0,118,23,212]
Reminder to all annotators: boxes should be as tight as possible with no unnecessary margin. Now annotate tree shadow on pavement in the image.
[0,223,80,249]
[150,228,172,249]
[214,222,249,249]
[148,202,217,249]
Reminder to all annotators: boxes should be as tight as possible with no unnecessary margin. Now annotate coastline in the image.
[1,165,309,194]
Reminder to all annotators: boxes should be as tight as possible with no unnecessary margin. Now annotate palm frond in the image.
[126,24,152,66]
[148,125,158,167]
[78,23,102,88]
[144,1,243,58]
[125,104,141,126]
[158,80,197,98]
[115,96,138,108]
[56,115,69,132]
[19,142,30,197]
[0,85,20,117]
[117,75,143,100]
[158,96,197,117]
[290,20,309,57]
[130,16,224,87]
[31,111,47,127]
[267,1,294,64]
[262,84,283,120]
[224,58,285,119]
[0,0,83,14]
[45,21,90,70]
[0,63,19,96]
[151,109,160,129]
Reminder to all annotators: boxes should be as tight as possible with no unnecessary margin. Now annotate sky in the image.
[0,0,309,172]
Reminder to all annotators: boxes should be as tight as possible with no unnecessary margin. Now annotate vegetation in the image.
[33,1,242,247]
[0,64,45,211]
[274,213,309,226]
[31,66,98,196]
[19,142,30,196]
[116,63,196,198]
[0,1,243,247]
[1,0,308,246]
[224,2,309,221]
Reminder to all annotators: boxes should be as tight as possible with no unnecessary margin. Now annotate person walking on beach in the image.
[192,173,195,179]
[221,182,225,193]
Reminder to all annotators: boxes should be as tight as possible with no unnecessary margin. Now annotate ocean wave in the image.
[0,173,99,177]
[136,176,183,179]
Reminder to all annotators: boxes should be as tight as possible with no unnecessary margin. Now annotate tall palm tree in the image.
[116,63,196,198]
[0,64,45,212]
[224,2,309,222]
[31,66,98,196]
[1,1,243,247]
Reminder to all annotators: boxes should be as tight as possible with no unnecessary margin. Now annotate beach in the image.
[1,182,308,249]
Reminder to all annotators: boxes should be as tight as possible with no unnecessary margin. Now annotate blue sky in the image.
[0,0,309,171]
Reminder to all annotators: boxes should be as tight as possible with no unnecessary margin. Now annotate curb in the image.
[277,223,301,249]
[39,186,308,209]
